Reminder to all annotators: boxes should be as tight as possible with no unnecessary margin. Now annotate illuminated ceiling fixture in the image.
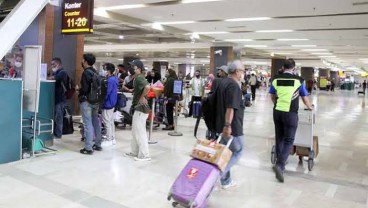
[152,23,164,31]
[99,4,146,11]
[273,52,292,55]
[277,39,309,41]
[142,21,196,26]
[225,17,272,22]
[198,31,228,34]
[311,53,332,55]
[190,33,200,39]
[224,39,253,42]
[118,35,124,39]
[244,45,268,48]
[291,45,317,47]
[301,49,328,52]
[319,56,337,58]
[256,30,293,33]
[182,0,223,3]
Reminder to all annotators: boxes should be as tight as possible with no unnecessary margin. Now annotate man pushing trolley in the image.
[269,59,314,183]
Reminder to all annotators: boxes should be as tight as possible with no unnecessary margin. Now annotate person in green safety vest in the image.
[269,58,314,183]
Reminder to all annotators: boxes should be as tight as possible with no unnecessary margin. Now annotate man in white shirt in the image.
[249,74,257,101]
[188,70,205,117]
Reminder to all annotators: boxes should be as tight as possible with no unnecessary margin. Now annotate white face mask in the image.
[52,67,58,72]
[14,61,22,68]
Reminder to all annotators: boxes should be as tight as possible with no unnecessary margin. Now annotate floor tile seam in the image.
[0,166,129,208]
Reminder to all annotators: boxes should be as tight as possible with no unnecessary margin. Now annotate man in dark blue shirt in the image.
[50,57,68,139]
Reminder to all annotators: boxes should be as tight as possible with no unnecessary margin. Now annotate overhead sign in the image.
[61,0,94,34]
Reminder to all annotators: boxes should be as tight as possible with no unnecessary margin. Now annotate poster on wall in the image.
[160,65,167,77]
[61,0,94,34]
[320,78,327,88]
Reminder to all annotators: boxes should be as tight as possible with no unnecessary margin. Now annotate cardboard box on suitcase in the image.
[191,137,233,172]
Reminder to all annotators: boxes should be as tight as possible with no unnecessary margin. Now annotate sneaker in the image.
[80,148,93,155]
[112,139,117,145]
[124,152,137,158]
[222,180,237,190]
[134,156,152,161]
[272,166,284,183]
[92,144,102,151]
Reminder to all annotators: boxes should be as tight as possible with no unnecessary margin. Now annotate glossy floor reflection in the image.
[1,88,368,208]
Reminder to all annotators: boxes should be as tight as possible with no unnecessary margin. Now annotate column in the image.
[209,46,233,74]
[301,67,314,81]
[153,61,169,75]
[271,58,285,78]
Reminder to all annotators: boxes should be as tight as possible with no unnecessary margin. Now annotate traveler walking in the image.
[188,70,205,117]
[269,58,314,183]
[215,60,246,189]
[125,60,151,161]
[249,74,257,100]
[79,53,102,155]
[101,63,119,145]
[50,57,68,139]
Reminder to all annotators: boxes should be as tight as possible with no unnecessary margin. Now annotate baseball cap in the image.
[216,65,229,74]
[129,59,144,71]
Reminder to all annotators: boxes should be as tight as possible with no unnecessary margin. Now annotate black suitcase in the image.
[63,106,74,135]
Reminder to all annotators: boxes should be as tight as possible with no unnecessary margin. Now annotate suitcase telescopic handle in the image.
[217,134,233,148]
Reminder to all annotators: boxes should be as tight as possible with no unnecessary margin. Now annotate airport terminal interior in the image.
[1,0,368,207]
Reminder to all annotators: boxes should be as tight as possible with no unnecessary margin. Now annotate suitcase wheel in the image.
[172,202,179,207]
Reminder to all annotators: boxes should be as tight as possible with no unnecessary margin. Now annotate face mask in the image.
[52,67,58,72]
[14,61,22,68]
[217,74,221,78]
[129,69,135,75]
[196,74,200,78]
[81,62,85,69]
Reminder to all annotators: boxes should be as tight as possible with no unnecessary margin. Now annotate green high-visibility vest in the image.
[272,74,302,112]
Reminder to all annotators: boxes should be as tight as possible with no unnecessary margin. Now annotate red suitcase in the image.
[168,159,220,208]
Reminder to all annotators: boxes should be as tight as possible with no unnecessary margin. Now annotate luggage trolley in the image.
[271,109,318,171]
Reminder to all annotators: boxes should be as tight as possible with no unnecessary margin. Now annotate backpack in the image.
[60,71,75,99]
[194,85,219,139]
[65,75,75,99]
[87,69,108,104]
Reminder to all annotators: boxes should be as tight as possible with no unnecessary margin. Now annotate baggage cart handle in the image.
[217,134,234,148]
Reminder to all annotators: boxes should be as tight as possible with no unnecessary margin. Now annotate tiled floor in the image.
[1,88,368,208]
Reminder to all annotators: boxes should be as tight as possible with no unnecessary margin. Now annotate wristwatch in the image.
[224,122,231,128]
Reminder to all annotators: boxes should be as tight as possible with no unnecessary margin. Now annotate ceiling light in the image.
[274,52,292,55]
[224,39,253,42]
[190,33,200,39]
[244,45,268,48]
[118,35,124,39]
[99,4,146,11]
[359,58,368,61]
[256,30,293,33]
[319,56,337,58]
[311,53,332,55]
[182,0,222,3]
[277,39,309,41]
[144,21,196,26]
[117,59,124,61]
[225,17,272,22]
[291,45,317,47]
[301,49,328,52]
[152,23,164,31]
[196,31,229,35]
[200,60,210,63]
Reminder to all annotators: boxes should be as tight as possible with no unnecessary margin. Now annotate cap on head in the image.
[129,59,144,71]
[216,65,229,74]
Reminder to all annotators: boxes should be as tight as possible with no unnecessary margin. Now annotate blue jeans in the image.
[80,101,101,150]
[220,135,244,185]
[54,102,65,138]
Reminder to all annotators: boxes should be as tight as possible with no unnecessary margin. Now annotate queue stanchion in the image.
[148,97,158,144]
[168,80,183,137]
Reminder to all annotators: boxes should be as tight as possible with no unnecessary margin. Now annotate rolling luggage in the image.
[63,106,74,135]
[168,159,220,208]
[192,101,201,118]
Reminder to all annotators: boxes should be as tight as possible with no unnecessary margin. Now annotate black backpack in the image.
[194,84,219,139]
[87,69,108,104]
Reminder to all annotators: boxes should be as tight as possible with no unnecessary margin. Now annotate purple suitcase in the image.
[168,159,220,208]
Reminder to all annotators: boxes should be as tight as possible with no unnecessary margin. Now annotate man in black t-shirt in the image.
[214,60,245,190]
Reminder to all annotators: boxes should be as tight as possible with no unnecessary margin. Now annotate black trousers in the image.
[250,85,256,100]
[188,96,202,116]
[166,102,174,126]
[273,110,298,170]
